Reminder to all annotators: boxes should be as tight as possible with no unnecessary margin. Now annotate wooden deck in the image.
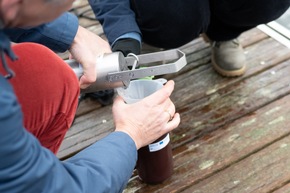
[57,1,290,192]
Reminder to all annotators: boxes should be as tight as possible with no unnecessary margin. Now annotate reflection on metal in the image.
[258,22,290,48]
[257,8,290,49]
[267,21,290,39]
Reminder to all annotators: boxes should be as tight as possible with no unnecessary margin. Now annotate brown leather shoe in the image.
[202,34,246,77]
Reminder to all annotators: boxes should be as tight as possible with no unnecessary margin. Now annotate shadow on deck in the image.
[57,1,290,192]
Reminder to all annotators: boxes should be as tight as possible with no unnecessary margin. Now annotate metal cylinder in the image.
[67,52,130,93]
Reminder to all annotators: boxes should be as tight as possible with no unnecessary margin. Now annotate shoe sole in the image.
[211,55,246,77]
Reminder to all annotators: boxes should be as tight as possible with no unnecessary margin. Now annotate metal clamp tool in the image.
[66,49,187,93]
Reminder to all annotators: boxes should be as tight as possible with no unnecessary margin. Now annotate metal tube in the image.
[66,52,129,93]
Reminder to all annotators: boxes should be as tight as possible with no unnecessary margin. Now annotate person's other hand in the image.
[112,80,180,149]
[69,26,111,89]
[112,38,141,56]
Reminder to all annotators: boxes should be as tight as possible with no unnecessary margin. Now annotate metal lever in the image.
[66,49,187,93]
[107,49,186,82]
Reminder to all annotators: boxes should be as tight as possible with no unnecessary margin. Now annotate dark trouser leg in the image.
[206,0,290,41]
[131,0,210,48]
[0,43,80,154]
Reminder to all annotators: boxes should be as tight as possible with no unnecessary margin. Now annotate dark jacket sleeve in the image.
[0,76,137,193]
[3,12,79,53]
[88,0,141,45]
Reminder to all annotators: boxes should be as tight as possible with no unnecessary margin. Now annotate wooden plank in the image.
[124,91,290,193]
[56,2,290,192]
[57,105,114,159]
[123,37,290,191]
[69,29,268,121]
[57,29,290,159]
[182,132,290,193]
[273,183,290,193]
[75,97,102,117]
[172,36,290,103]
[169,38,290,148]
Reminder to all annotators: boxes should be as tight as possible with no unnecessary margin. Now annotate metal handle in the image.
[65,49,187,93]
[65,52,129,93]
[107,49,187,82]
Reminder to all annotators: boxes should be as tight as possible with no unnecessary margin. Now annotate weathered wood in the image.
[57,30,290,160]
[159,39,290,153]
[273,183,290,193]
[123,57,290,192]
[75,97,102,117]
[124,92,290,193]
[57,105,114,159]
[172,37,290,103]
[56,2,290,192]
[182,133,290,193]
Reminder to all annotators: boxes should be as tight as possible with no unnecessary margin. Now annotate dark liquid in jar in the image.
[136,133,173,184]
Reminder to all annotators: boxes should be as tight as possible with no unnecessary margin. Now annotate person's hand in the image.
[112,38,141,56]
[112,80,180,149]
[69,26,111,89]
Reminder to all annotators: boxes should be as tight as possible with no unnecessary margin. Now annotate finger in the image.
[112,95,125,108]
[144,80,175,105]
[79,70,97,89]
[68,53,74,60]
[112,96,124,116]
[79,76,91,89]
[164,110,172,121]
[164,106,175,122]
[165,113,180,132]
[165,101,176,119]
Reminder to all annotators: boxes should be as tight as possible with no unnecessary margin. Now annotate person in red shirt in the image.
[0,0,180,192]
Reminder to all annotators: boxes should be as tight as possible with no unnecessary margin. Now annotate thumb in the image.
[79,68,97,89]
[79,75,92,89]
[112,95,126,109]
[144,80,175,104]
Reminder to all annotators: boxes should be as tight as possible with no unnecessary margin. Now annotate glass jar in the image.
[136,133,173,184]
